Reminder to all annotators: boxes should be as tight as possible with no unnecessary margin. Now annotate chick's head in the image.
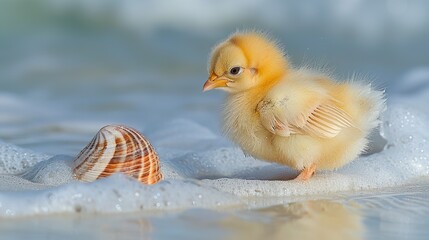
[203,32,289,93]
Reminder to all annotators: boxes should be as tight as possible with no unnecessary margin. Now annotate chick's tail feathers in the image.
[348,82,386,133]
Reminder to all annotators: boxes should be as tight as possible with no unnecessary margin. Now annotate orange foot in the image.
[294,164,316,181]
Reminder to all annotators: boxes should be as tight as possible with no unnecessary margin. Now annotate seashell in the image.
[73,125,163,184]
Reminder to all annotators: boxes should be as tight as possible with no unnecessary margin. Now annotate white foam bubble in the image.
[168,147,293,181]
[0,174,240,217]
[0,103,428,217]
[0,140,50,175]
[20,155,74,186]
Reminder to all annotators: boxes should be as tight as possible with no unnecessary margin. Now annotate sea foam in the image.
[0,102,428,217]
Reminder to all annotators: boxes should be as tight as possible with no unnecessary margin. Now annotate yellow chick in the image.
[203,32,385,180]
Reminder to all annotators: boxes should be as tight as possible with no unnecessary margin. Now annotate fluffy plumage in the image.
[203,32,385,180]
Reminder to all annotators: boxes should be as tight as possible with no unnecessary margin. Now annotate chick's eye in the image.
[229,67,242,75]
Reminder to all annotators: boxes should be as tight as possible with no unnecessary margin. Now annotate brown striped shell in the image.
[73,125,163,184]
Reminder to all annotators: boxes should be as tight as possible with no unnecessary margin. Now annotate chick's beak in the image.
[203,73,228,92]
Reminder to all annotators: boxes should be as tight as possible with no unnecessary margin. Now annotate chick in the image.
[203,32,385,180]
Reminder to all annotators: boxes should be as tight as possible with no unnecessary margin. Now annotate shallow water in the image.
[1,1,429,239]
[1,180,429,240]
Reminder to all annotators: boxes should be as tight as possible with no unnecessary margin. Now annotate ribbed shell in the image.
[73,125,162,184]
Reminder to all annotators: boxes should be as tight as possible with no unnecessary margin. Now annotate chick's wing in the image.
[257,96,355,139]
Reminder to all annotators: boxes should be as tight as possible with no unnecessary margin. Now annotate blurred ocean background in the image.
[0,1,429,239]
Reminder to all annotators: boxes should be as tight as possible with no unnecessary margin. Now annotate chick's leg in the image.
[294,163,316,181]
